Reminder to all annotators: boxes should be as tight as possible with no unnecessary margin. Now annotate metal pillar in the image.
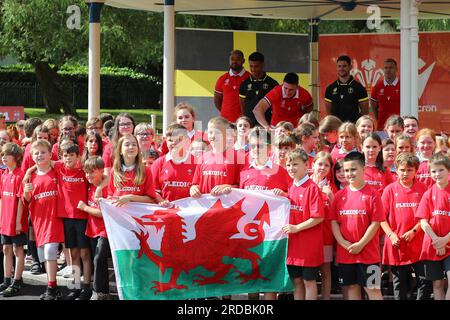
[87,1,104,119]
[410,1,421,119]
[400,0,411,116]
[163,0,175,136]
[309,19,320,117]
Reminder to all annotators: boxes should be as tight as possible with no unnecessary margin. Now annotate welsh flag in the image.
[100,189,292,300]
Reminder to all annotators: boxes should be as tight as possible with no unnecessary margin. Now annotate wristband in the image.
[387,232,393,238]
[413,228,417,233]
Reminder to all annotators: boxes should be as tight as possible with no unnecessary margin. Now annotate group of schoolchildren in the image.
[0,103,450,301]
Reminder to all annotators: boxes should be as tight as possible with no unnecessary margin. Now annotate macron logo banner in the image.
[100,189,291,300]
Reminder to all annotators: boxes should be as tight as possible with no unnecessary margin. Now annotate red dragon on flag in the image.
[132,198,271,294]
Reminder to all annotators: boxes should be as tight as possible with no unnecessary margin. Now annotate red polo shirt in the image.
[263,85,313,127]
[370,78,400,130]
[215,69,250,123]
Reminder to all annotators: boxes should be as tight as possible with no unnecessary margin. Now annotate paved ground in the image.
[0,257,119,301]
[0,257,398,301]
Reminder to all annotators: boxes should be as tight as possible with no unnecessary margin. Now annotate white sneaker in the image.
[57,265,73,278]
[57,265,69,276]
[63,266,74,278]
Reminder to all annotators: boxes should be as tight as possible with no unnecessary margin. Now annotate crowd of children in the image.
[0,104,449,301]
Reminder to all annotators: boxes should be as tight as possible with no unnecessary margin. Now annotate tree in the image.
[0,0,165,115]
[0,0,87,115]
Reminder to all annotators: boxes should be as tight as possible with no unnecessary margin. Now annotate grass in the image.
[25,108,164,132]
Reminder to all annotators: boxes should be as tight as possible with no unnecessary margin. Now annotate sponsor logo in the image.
[432,210,450,217]
[395,203,418,208]
[34,190,58,200]
[245,185,269,191]
[202,170,227,177]
[117,186,141,192]
[62,176,84,183]
[291,205,303,211]
[164,181,192,188]
[339,209,367,215]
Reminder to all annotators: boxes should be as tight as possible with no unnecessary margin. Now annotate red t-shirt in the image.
[331,184,385,264]
[85,184,107,239]
[364,165,394,195]
[330,145,356,164]
[239,162,291,192]
[416,184,450,261]
[151,154,197,201]
[0,168,28,236]
[286,177,325,267]
[382,180,426,265]
[54,161,88,219]
[159,130,209,156]
[102,142,114,169]
[370,79,400,130]
[317,178,338,246]
[23,169,64,247]
[416,160,434,188]
[263,85,313,127]
[215,69,251,123]
[192,149,245,194]
[107,166,156,198]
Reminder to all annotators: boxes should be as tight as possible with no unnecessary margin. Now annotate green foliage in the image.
[0,0,87,65]
[25,107,163,129]
[0,63,160,83]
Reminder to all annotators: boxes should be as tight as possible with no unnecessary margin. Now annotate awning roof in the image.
[104,0,450,20]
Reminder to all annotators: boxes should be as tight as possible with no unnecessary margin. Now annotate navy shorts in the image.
[338,263,381,288]
[1,233,27,246]
[287,265,319,281]
[63,218,90,249]
[423,256,450,281]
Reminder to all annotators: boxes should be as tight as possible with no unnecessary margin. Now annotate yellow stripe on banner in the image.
[175,70,312,97]
[233,32,257,70]
[270,73,311,93]
[175,70,225,97]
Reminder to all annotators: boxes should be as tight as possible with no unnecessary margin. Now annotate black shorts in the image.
[287,265,319,281]
[1,233,27,246]
[423,256,450,281]
[338,263,381,288]
[63,218,90,249]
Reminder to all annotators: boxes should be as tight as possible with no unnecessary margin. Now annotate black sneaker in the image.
[61,289,81,300]
[2,281,22,297]
[39,287,61,300]
[75,288,92,300]
[0,282,10,294]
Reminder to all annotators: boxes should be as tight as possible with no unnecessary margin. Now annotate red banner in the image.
[319,32,450,134]
[0,106,25,122]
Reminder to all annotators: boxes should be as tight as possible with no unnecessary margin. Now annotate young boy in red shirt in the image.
[0,143,27,297]
[23,140,64,300]
[57,141,93,300]
[381,153,432,300]
[77,156,111,300]
[239,127,291,300]
[331,151,384,300]
[416,152,450,300]
[190,117,244,198]
[282,148,325,300]
[151,124,197,203]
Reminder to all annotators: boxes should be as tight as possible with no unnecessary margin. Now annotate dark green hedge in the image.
[0,64,162,109]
